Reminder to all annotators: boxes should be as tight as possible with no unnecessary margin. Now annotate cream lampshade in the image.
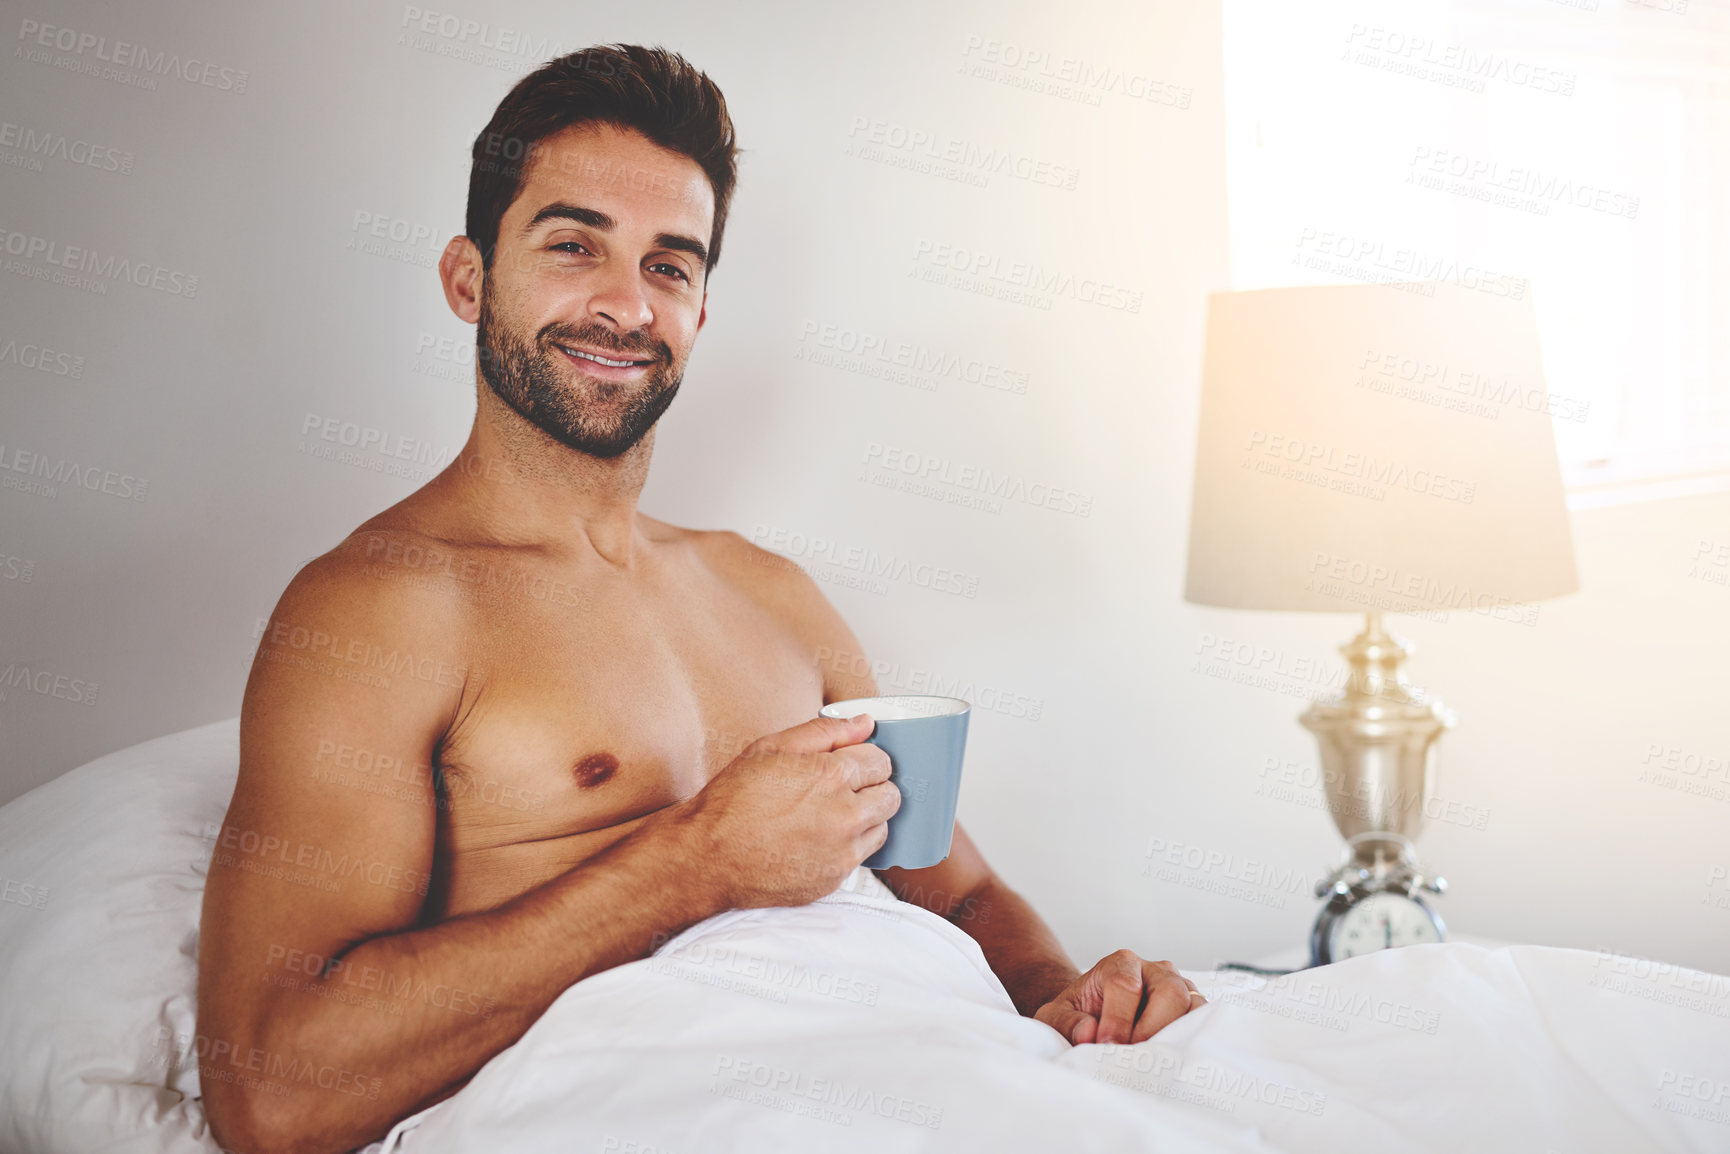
[1184,280,1579,865]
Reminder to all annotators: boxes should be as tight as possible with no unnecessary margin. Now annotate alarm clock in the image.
[1310,833,1446,966]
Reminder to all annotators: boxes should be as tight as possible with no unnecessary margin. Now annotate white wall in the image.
[3,0,1726,977]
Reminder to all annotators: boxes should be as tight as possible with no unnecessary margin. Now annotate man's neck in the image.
[439,386,655,570]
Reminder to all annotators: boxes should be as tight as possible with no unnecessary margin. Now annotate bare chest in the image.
[426,560,823,914]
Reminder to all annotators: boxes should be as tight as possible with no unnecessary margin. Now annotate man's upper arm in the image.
[198,547,467,1045]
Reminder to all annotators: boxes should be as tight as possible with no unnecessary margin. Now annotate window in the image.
[1221,0,1730,507]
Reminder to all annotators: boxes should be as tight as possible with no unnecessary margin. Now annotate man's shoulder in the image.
[657,521,869,683]
[245,526,477,722]
[272,526,481,638]
[669,523,822,602]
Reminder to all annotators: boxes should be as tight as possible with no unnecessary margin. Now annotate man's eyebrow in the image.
[655,232,709,269]
[521,202,614,233]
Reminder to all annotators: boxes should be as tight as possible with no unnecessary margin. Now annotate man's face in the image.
[477,122,714,459]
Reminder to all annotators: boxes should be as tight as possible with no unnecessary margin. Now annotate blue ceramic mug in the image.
[819,695,970,870]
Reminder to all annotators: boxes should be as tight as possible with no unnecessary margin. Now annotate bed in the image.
[2,719,1726,1153]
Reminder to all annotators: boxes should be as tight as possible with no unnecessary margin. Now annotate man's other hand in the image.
[1033,949,1204,1045]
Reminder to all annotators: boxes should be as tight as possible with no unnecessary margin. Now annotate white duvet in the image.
[382,867,1730,1154]
[2,719,1728,1154]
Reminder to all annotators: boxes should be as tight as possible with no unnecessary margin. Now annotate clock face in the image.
[1331,891,1442,959]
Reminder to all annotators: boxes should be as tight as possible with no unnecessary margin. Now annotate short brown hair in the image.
[465,44,739,272]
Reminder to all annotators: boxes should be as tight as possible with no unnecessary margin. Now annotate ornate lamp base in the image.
[1299,613,1456,868]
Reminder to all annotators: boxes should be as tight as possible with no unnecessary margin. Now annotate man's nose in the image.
[586,261,653,333]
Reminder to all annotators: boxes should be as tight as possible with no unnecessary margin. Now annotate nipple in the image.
[573,751,619,788]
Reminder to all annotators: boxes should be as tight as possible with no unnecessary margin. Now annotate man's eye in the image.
[551,242,591,254]
[649,263,690,283]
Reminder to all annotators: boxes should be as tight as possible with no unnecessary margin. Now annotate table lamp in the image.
[1183,280,1579,961]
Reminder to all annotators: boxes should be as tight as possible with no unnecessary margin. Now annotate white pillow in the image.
[0,718,239,1154]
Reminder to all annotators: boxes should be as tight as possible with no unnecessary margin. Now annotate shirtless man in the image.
[197,44,1202,1154]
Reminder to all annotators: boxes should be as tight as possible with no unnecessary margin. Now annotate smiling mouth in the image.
[555,343,655,369]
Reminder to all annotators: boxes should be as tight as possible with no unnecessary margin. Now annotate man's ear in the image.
[697,288,708,332]
[440,236,483,324]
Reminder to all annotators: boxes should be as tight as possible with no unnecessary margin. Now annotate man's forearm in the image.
[949,876,1081,1017]
[207,809,724,1154]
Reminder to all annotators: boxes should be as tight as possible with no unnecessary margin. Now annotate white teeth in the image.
[561,345,643,369]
